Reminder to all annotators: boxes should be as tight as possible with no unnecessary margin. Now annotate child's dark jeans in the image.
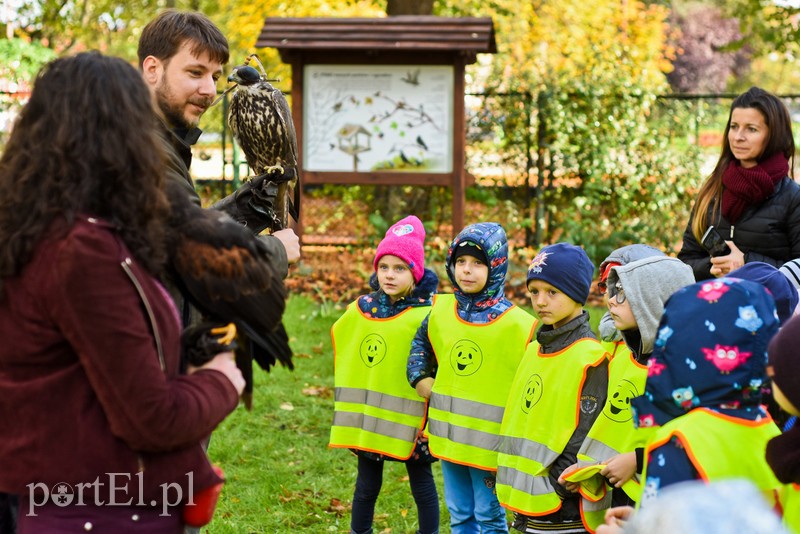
[350,454,439,534]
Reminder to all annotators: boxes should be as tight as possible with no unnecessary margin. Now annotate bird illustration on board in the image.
[401,68,420,86]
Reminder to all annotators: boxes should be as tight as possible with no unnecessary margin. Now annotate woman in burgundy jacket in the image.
[0,53,244,533]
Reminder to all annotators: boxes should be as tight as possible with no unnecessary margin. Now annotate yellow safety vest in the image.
[642,408,782,507]
[573,348,653,532]
[781,483,800,533]
[496,338,609,516]
[600,340,627,361]
[329,302,430,459]
[427,294,537,470]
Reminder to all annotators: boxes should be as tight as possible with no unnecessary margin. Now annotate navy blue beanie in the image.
[729,262,798,326]
[527,243,594,304]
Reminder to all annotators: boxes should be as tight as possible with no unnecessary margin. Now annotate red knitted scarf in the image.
[721,152,788,224]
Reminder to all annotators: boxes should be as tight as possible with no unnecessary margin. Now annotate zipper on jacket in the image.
[729,226,735,240]
[121,258,166,371]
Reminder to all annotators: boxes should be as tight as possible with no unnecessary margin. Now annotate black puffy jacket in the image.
[678,176,800,281]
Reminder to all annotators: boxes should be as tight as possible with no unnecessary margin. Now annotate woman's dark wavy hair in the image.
[0,51,171,284]
[691,86,795,242]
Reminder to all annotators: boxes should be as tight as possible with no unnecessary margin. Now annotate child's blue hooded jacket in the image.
[407,222,513,386]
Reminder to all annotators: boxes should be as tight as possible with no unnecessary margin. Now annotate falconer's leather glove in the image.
[182,321,238,367]
[211,168,295,234]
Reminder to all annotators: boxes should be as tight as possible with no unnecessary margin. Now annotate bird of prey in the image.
[164,179,293,409]
[226,55,299,231]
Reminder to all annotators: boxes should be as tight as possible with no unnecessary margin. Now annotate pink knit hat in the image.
[373,215,426,283]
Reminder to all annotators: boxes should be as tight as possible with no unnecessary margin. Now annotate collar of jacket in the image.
[160,122,202,170]
[173,126,203,146]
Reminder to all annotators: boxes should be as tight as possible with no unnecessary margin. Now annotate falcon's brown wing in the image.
[166,179,292,372]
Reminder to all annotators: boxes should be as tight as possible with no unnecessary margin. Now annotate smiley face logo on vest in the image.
[359,333,387,368]
[449,339,483,376]
[602,379,640,422]
[521,374,543,414]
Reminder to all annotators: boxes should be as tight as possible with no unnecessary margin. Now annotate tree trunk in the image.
[386,0,434,15]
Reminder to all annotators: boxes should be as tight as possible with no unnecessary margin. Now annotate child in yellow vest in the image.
[632,279,782,506]
[329,215,440,534]
[496,242,609,534]
[407,222,537,533]
[560,255,694,532]
[765,314,800,533]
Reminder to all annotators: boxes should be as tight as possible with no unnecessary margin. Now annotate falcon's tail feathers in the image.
[240,320,294,372]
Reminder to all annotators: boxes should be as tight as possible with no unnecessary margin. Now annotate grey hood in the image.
[598,244,666,342]
[608,256,695,356]
[599,243,665,274]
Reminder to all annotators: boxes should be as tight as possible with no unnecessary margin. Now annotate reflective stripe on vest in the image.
[642,408,782,507]
[576,489,616,534]
[496,337,609,515]
[427,294,536,470]
[329,303,430,459]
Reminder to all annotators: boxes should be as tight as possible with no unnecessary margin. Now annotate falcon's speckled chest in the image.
[228,81,298,175]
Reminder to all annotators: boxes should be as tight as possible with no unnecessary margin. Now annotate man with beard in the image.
[138,9,300,320]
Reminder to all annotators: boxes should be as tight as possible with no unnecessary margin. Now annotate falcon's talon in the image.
[210,323,238,346]
[264,165,285,176]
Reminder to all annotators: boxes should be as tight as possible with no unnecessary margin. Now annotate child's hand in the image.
[599,452,637,488]
[596,505,634,533]
[557,462,581,492]
[415,377,434,399]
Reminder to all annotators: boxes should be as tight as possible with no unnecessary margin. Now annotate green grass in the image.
[205,296,607,533]
[206,295,443,533]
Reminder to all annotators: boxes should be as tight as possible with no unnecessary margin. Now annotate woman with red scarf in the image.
[678,87,800,281]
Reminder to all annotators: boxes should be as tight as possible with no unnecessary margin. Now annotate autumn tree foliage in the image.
[4,0,787,264]
[666,5,749,93]
[447,0,700,260]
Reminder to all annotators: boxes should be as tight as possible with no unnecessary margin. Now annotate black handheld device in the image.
[701,226,731,257]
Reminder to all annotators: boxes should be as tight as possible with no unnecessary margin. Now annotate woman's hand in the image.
[415,377,435,399]
[600,452,637,488]
[709,241,745,277]
[189,351,246,395]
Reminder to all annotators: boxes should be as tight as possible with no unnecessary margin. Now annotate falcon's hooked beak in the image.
[209,65,262,108]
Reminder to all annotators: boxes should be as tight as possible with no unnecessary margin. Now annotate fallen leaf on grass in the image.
[312,342,325,354]
[280,402,294,411]
[326,498,349,517]
[302,385,333,398]
[400,508,408,518]
[278,485,321,504]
